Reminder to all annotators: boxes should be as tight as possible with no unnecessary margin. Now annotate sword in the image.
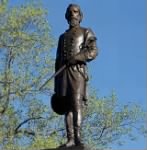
[39,64,66,90]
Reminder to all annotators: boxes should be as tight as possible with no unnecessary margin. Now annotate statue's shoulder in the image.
[80,26,93,32]
[80,26,96,39]
[59,30,69,39]
[59,33,65,39]
[58,33,65,43]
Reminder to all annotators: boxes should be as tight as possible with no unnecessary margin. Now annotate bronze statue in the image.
[52,4,98,147]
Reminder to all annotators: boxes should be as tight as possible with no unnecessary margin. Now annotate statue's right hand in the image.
[66,57,77,66]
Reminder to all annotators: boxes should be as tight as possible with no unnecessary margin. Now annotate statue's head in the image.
[65,4,83,27]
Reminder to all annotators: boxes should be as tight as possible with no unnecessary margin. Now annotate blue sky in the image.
[10,0,146,149]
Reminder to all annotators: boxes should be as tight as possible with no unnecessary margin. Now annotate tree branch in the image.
[15,117,43,134]
[0,81,13,84]
[0,47,13,115]
[97,126,107,140]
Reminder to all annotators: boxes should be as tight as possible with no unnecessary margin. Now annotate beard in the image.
[68,18,80,27]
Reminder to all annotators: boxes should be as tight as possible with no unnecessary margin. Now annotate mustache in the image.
[69,16,79,20]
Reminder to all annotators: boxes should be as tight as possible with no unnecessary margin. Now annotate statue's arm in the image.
[74,28,98,63]
[55,35,63,71]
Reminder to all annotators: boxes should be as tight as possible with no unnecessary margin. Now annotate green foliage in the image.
[28,136,58,149]
[0,0,57,149]
[0,0,8,13]
[81,91,147,149]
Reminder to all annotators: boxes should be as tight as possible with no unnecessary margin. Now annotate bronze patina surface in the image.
[52,3,98,147]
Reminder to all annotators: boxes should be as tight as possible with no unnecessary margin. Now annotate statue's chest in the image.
[63,29,85,52]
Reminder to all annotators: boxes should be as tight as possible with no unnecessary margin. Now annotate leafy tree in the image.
[81,91,147,149]
[0,1,146,150]
[0,0,58,149]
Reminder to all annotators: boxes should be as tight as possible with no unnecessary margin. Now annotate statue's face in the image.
[68,6,81,27]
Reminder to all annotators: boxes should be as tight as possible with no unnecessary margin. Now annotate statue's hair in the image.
[65,4,83,22]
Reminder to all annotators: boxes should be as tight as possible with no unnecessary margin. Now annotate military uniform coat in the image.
[54,26,97,101]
